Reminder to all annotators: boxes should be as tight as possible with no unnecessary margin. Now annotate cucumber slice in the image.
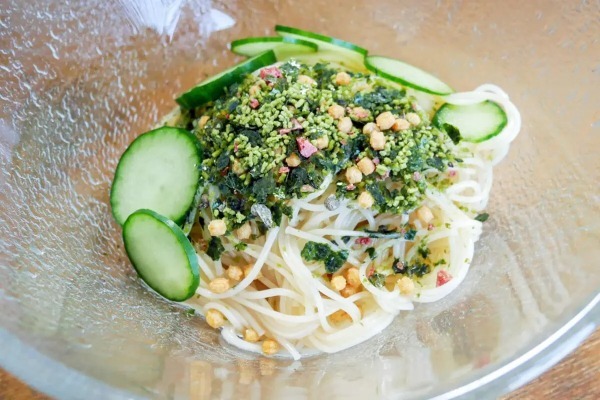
[274,25,367,71]
[365,55,453,95]
[176,50,277,109]
[110,127,202,226]
[433,101,508,143]
[274,25,367,55]
[230,36,317,59]
[123,209,199,302]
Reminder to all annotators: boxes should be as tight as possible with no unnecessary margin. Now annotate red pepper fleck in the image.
[249,98,259,109]
[220,166,230,176]
[279,166,290,174]
[226,114,231,119]
[260,66,283,79]
[436,270,452,287]
[367,266,375,278]
[296,137,318,158]
[449,170,457,177]
[427,223,434,231]
[356,237,372,246]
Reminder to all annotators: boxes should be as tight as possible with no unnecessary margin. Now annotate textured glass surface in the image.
[0,0,599,399]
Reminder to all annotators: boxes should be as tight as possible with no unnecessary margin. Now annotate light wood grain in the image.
[1,329,599,399]
[501,328,600,400]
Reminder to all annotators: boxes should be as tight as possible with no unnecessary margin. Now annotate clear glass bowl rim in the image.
[1,292,597,399]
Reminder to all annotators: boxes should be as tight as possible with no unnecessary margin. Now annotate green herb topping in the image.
[474,213,489,222]
[206,237,225,261]
[189,60,459,231]
[368,272,386,288]
[392,259,431,277]
[301,241,348,273]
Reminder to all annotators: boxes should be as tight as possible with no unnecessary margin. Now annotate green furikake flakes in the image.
[190,60,458,231]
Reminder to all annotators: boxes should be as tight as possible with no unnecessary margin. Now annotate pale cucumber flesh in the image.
[230,37,317,59]
[110,127,202,226]
[123,209,199,302]
[365,55,453,95]
[433,101,507,143]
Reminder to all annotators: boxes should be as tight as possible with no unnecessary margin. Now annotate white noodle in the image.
[184,83,521,359]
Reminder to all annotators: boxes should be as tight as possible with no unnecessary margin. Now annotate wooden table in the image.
[1,329,599,399]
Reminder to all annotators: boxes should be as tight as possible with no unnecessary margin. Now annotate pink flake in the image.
[351,108,370,119]
[250,98,259,109]
[279,166,290,174]
[475,354,491,368]
[356,237,372,246]
[395,260,405,271]
[296,137,318,158]
[436,270,452,287]
[372,158,380,165]
[291,118,303,130]
[377,170,390,181]
[367,266,375,278]
[260,66,282,79]
[449,170,457,177]
[427,223,434,231]
[346,184,356,191]
[413,172,421,181]
[278,128,291,135]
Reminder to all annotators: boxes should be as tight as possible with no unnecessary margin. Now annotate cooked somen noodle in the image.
[178,76,521,359]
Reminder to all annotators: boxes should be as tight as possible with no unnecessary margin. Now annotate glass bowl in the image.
[1,0,598,398]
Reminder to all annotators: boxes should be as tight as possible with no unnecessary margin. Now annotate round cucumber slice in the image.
[230,36,318,59]
[123,209,199,302]
[365,55,453,95]
[274,25,367,55]
[110,126,202,226]
[176,50,277,109]
[275,25,367,71]
[433,101,508,143]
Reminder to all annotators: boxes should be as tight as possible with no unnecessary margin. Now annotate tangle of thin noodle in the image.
[186,84,521,359]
